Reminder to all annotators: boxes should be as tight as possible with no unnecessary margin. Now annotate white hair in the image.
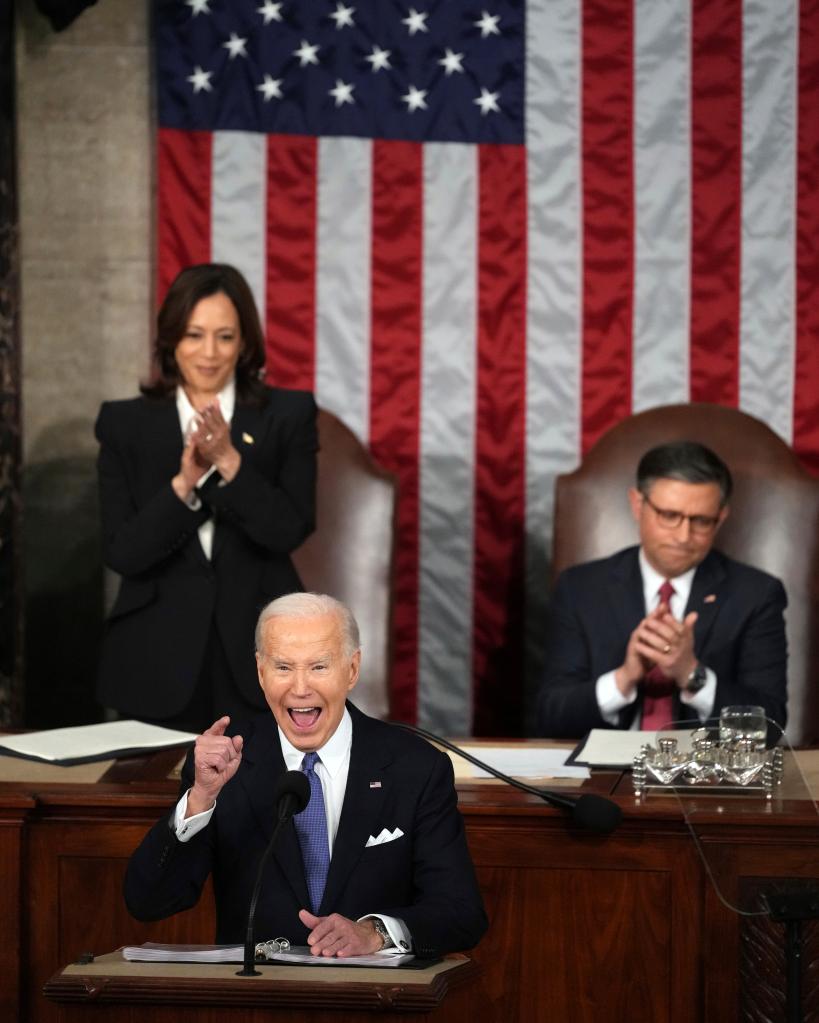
[254,592,360,657]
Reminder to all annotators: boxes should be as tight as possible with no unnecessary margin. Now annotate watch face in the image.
[687,667,706,692]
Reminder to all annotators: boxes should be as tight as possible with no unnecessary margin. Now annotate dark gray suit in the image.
[536,546,788,738]
[124,704,488,958]
[95,387,317,720]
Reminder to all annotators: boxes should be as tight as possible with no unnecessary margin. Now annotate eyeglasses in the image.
[642,493,721,534]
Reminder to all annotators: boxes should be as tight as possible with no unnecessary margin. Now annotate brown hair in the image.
[141,264,267,403]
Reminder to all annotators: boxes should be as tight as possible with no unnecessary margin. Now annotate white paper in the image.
[123,944,243,963]
[448,745,590,780]
[576,728,696,766]
[0,720,197,763]
[122,943,414,967]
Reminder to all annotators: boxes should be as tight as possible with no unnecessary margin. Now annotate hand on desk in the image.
[186,716,243,817]
[299,909,384,957]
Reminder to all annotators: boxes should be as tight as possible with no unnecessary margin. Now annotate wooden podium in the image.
[43,951,484,1022]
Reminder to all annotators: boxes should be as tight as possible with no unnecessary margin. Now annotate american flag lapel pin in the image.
[704,594,717,603]
[369,781,382,789]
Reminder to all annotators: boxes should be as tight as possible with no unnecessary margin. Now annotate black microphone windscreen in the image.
[571,793,623,834]
[274,769,310,817]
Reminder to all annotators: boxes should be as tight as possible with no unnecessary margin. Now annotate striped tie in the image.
[641,580,676,731]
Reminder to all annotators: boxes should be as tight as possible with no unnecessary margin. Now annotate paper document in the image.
[0,721,197,765]
[448,745,589,780]
[122,943,414,967]
[575,728,696,767]
[123,944,244,963]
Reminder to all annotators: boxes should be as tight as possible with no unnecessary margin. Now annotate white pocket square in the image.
[365,827,404,848]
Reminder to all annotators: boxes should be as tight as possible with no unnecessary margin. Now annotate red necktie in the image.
[641,580,676,731]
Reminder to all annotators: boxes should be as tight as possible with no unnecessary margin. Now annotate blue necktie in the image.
[293,752,330,914]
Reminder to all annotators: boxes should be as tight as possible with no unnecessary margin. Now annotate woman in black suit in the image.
[95,264,317,731]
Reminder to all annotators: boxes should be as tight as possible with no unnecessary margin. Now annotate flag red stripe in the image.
[471,144,528,736]
[368,140,423,723]
[689,0,742,406]
[795,0,819,474]
[264,136,317,391]
[157,128,212,301]
[580,0,634,454]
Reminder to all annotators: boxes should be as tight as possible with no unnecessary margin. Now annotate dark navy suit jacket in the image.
[123,704,488,958]
[536,546,788,738]
[95,387,317,718]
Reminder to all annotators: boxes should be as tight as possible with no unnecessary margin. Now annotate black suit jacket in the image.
[123,703,488,958]
[536,546,788,738]
[95,387,317,718]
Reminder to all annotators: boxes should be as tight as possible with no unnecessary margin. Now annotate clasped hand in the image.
[173,401,241,501]
[616,603,699,696]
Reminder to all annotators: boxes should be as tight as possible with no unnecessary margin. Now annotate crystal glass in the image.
[719,705,767,751]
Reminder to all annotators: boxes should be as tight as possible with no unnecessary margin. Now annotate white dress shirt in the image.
[596,549,717,726]
[175,379,236,560]
[173,708,411,952]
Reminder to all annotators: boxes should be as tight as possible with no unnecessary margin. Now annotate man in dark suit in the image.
[536,441,787,738]
[125,593,488,958]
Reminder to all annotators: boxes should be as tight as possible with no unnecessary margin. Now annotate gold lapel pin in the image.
[242,432,254,445]
[703,594,717,603]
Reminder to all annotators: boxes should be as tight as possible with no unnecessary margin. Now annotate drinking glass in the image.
[718,705,767,751]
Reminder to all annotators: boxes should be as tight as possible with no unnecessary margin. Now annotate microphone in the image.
[389,722,622,835]
[238,769,310,976]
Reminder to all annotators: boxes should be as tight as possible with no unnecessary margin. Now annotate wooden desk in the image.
[43,950,482,1022]
[3,747,819,1023]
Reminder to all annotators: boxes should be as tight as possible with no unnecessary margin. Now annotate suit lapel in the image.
[211,401,268,562]
[142,399,185,484]
[319,707,389,915]
[239,717,311,911]
[608,548,647,639]
[686,551,727,653]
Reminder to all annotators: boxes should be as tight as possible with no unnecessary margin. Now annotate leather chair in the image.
[292,410,397,720]
[552,403,819,746]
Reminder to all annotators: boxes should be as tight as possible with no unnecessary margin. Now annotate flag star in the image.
[402,8,429,36]
[186,65,213,93]
[293,39,320,66]
[365,45,392,72]
[257,1,283,23]
[475,11,501,37]
[402,85,428,112]
[474,87,500,114]
[185,0,211,15]
[257,74,283,101]
[329,2,355,29]
[223,33,248,59]
[329,79,355,106]
[438,48,465,75]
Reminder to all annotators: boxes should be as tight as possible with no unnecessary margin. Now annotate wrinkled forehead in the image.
[260,613,344,659]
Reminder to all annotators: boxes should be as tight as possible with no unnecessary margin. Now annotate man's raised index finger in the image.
[203,715,231,736]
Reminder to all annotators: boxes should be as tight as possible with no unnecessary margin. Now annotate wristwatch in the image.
[685,664,707,693]
[370,917,393,950]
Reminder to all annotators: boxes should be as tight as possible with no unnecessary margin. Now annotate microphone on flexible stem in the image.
[237,769,310,976]
[390,721,622,835]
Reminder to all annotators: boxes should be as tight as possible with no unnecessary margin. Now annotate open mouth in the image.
[288,707,322,730]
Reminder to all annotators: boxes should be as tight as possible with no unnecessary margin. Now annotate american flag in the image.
[154,0,819,736]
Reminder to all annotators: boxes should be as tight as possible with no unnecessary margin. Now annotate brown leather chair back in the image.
[553,403,819,745]
[292,410,397,719]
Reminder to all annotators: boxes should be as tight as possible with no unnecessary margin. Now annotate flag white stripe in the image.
[632,0,691,410]
[314,136,372,442]
[739,0,798,443]
[523,0,583,724]
[211,131,267,319]
[417,143,478,734]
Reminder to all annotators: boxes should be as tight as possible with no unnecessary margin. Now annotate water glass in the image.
[719,705,767,751]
